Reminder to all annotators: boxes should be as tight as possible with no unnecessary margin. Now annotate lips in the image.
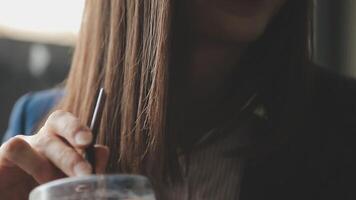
[222,0,264,4]
[217,0,266,17]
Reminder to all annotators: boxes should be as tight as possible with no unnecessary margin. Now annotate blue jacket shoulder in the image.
[2,89,64,143]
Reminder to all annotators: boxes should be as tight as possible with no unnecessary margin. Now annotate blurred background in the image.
[0,0,84,135]
[0,0,355,137]
[313,0,356,77]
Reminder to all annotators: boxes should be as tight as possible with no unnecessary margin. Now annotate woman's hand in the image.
[0,110,109,200]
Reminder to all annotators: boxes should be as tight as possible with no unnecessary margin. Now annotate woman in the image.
[1,0,356,199]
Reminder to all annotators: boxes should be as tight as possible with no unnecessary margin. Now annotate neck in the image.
[170,39,250,148]
[185,40,244,103]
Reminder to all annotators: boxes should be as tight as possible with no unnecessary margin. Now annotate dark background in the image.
[0,39,72,135]
[0,0,355,138]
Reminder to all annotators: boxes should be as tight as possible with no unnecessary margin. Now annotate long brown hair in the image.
[55,0,313,182]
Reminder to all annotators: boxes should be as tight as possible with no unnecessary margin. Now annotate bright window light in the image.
[0,0,85,45]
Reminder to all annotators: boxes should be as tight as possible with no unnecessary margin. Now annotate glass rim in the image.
[30,174,149,195]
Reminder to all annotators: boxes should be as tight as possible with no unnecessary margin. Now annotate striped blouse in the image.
[159,106,267,200]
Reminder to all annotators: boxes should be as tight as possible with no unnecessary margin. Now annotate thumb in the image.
[94,145,109,174]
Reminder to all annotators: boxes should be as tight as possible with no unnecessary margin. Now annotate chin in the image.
[194,13,270,45]
[189,0,284,44]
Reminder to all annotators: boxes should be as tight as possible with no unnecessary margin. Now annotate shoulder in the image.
[241,65,356,199]
[309,63,356,112]
[303,64,356,142]
[311,64,356,101]
[305,65,356,192]
[2,89,64,143]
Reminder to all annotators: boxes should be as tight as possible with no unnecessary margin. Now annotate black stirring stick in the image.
[85,88,106,174]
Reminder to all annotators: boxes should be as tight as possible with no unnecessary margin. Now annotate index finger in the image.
[41,110,93,148]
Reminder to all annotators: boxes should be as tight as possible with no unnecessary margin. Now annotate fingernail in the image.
[74,162,92,176]
[75,131,92,145]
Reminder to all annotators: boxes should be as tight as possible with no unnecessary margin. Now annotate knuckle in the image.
[2,136,27,155]
[62,118,82,137]
[44,110,67,131]
[37,126,47,135]
[47,110,67,122]
[46,110,83,139]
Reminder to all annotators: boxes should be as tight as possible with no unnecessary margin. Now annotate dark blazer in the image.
[2,66,356,200]
[240,66,356,200]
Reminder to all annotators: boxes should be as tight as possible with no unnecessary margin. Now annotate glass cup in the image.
[29,174,156,200]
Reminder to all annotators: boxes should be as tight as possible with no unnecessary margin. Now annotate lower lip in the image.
[218,0,265,17]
